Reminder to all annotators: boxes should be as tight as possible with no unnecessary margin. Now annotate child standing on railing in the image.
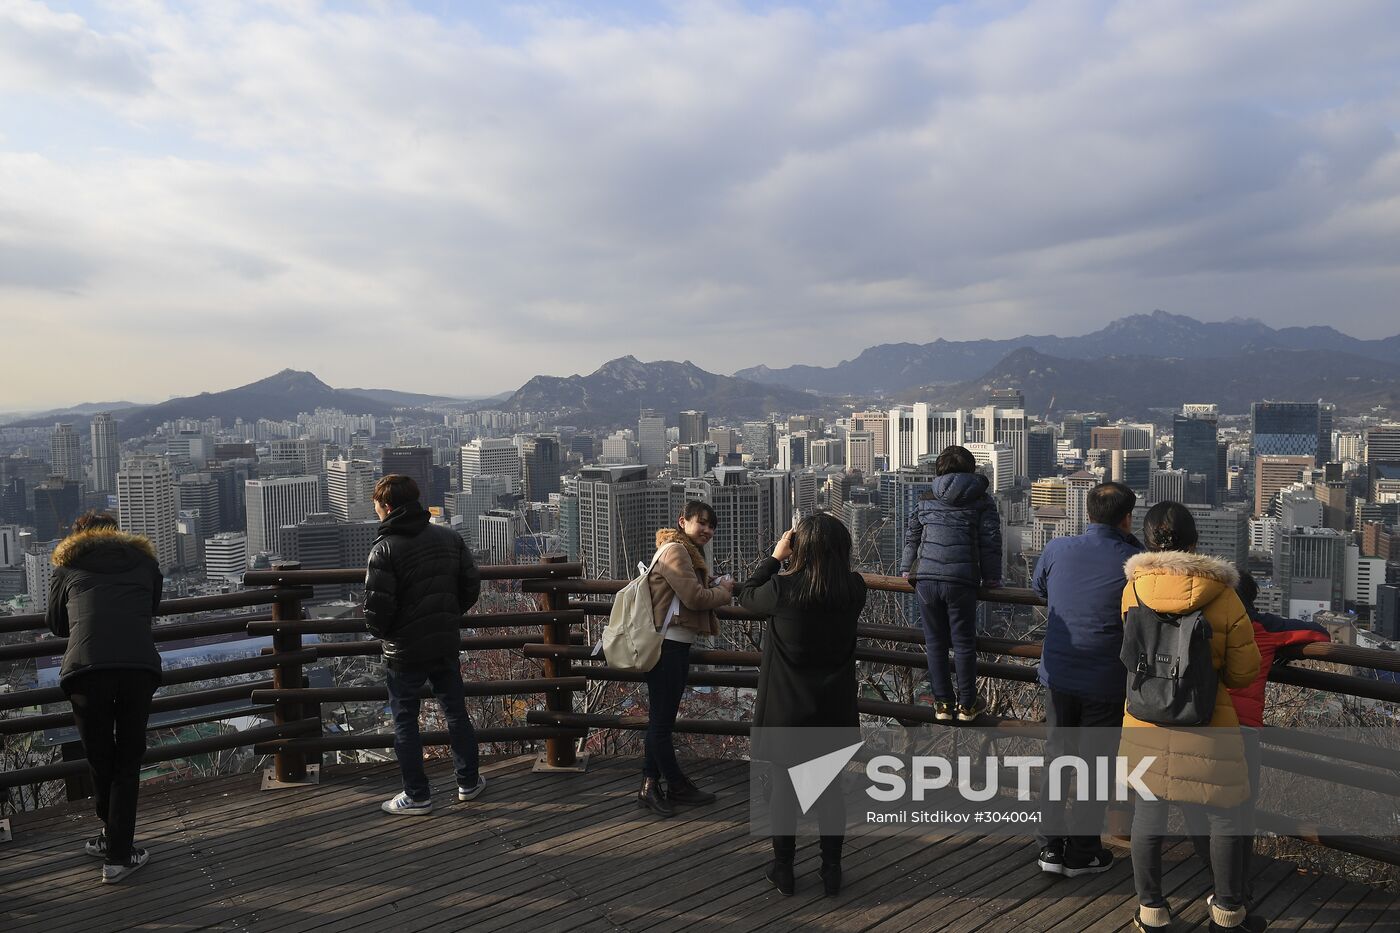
[898,445,1002,723]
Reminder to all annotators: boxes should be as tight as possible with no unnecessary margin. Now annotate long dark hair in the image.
[781,512,859,609]
[1142,501,1198,552]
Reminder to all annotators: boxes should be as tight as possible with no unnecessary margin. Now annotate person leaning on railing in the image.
[739,512,866,898]
[46,510,163,884]
[636,500,734,818]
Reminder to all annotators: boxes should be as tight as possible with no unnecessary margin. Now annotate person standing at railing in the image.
[46,510,163,884]
[1030,481,1142,879]
[1120,503,1264,933]
[364,474,484,816]
[898,445,1002,723]
[739,512,866,897]
[637,500,735,817]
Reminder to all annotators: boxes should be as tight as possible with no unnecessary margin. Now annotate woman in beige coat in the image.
[638,500,734,817]
[1122,502,1263,933]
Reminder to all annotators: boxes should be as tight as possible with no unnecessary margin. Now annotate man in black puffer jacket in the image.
[364,474,483,815]
[898,446,1002,723]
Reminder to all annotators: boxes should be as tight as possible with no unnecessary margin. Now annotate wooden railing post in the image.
[537,554,579,770]
[267,562,313,786]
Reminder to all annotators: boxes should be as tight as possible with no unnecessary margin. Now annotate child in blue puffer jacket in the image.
[898,445,1002,722]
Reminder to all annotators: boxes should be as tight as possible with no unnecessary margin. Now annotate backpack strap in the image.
[589,544,683,658]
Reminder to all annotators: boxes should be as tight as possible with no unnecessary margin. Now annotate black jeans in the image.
[643,640,691,781]
[1133,797,1247,910]
[770,764,847,862]
[1035,689,1123,857]
[386,664,480,800]
[65,670,158,864]
[915,580,979,706]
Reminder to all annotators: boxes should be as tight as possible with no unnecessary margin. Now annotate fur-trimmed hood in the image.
[1124,549,1239,615]
[52,527,157,571]
[655,527,709,573]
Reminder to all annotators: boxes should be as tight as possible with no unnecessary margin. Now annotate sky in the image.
[2,0,1399,411]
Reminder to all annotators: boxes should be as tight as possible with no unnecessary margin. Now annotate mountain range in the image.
[735,310,1400,395]
[500,356,823,426]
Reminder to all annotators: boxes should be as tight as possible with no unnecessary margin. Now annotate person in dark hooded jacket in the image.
[364,474,483,815]
[46,511,163,883]
[898,445,1002,722]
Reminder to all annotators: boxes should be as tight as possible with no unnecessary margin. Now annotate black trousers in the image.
[643,640,692,781]
[1035,688,1123,857]
[65,670,158,864]
[769,765,846,863]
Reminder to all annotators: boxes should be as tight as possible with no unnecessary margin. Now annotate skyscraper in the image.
[846,431,876,475]
[460,438,521,492]
[1274,526,1346,617]
[678,411,709,445]
[1254,455,1313,517]
[277,513,379,598]
[741,421,778,467]
[34,477,82,542]
[382,446,436,506]
[1026,426,1058,482]
[1364,425,1400,501]
[637,409,668,472]
[49,423,82,486]
[1252,401,1323,462]
[1172,406,1220,506]
[90,413,119,495]
[118,456,178,570]
[326,457,376,522]
[966,442,1015,493]
[515,435,562,502]
[175,473,223,544]
[685,467,769,578]
[574,465,682,580]
[245,475,321,557]
[204,532,248,581]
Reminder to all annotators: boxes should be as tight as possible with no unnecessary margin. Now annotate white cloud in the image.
[1,0,1398,409]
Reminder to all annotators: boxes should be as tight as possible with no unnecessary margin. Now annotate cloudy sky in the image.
[2,0,1398,411]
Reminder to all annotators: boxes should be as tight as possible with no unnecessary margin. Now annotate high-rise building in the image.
[1254,455,1313,517]
[1030,477,1067,511]
[755,470,793,547]
[447,473,515,548]
[742,421,778,467]
[778,432,808,471]
[600,431,638,464]
[708,428,739,458]
[1064,470,1098,537]
[1345,545,1385,616]
[244,475,321,557]
[1274,526,1346,617]
[1376,583,1400,640]
[1149,468,1187,504]
[678,411,709,445]
[1172,407,1219,506]
[175,473,223,545]
[204,532,248,581]
[168,430,211,469]
[846,431,876,475]
[1364,425,1400,500]
[516,435,562,502]
[326,457,376,522]
[675,443,716,480]
[574,465,682,580]
[382,446,437,506]
[278,513,379,599]
[637,410,668,472]
[685,467,770,579]
[49,423,82,486]
[268,438,323,475]
[988,388,1026,410]
[1317,403,1335,467]
[1110,449,1153,493]
[1252,401,1324,463]
[1249,516,1279,554]
[887,406,966,471]
[34,477,82,542]
[1278,486,1324,529]
[809,438,843,470]
[570,433,596,462]
[118,456,178,570]
[852,411,889,459]
[824,472,861,524]
[0,524,20,569]
[90,413,119,495]
[24,540,58,611]
[1186,505,1248,568]
[1026,426,1058,482]
[477,509,520,565]
[460,438,521,494]
[966,442,1015,493]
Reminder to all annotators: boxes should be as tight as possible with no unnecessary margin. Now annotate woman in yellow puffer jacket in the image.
[1120,502,1264,933]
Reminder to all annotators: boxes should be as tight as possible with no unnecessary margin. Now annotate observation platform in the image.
[3,755,1393,933]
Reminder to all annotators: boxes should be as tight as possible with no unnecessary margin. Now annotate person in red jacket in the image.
[1211,572,1330,907]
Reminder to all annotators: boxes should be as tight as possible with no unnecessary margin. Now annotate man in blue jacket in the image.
[1031,481,1142,877]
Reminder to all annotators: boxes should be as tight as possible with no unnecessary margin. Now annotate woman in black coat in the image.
[739,512,867,898]
[46,511,163,884]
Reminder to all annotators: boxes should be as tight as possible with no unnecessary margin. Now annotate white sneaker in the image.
[84,832,108,859]
[457,775,487,802]
[381,792,433,816]
[101,848,150,884]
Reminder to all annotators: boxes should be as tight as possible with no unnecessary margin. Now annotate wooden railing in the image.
[3,560,1398,868]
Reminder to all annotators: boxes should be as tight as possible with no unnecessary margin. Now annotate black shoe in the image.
[956,697,986,722]
[766,859,795,896]
[1037,838,1066,875]
[638,777,674,817]
[934,700,955,723]
[819,861,842,896]
[1061,846,1114,878]
[666,776,716,806]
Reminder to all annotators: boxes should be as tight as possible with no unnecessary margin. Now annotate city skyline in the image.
[3,1,1400,410]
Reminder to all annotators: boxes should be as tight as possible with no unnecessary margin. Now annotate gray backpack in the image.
[1120,583,1218,726]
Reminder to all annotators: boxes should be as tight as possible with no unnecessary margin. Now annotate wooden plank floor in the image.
[1,756,1391,932]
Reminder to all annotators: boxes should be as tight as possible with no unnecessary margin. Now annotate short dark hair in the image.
[373,474,420,510]
[1087,482,1136,527]
[679,500,718,529]
[1142,501,1198,552]
[71,510,119,534]
[1235,571,1259,613]
[935,445,976,476]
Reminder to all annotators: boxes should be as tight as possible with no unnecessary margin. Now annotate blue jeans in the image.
[643,640,692,781]
[386,664,480,800]
[915,579,979,706]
